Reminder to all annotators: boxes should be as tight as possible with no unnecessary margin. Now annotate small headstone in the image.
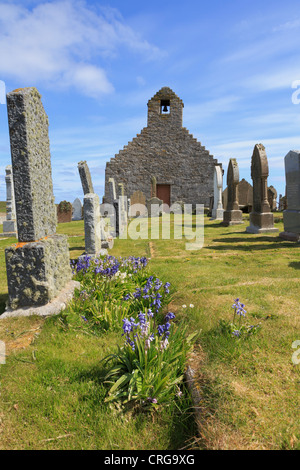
[238,179,253,212]
[246,144,278,234]
[280,150,300,241]
[211,165,224,220]
[72,198,83,220]
[222,159,243,226]
[279,194,287,211]
[129,190,147,217]
[268,186,277,211]
[57,201,72,223]
[78,161,94,195]
[146,196,163,217]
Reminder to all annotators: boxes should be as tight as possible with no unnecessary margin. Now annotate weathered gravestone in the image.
[78,160,112,253]
[4,87,73,311]
[129,190,147,217]
[146,197,164,217]
[211,164,224,220]
[280,150,300,241]
[222,178,253,213]
[107,177,119,236]
[151,176,157,198]
[1,165,17,237]
[118,182,128,236]
[222,159,243,226]
[78,160,94,195]
[83,193,102,255]
[108,177,117,202]
[246,144,278,234]
[72,198,83,221]
[57,200,72,223]
[268,186,277,211]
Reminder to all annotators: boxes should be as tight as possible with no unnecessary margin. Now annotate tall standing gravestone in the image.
[83,193,102,255]
[211,165,224,220]
[280,150,300,241]
[246,144,278,234]
[222,159,243,226]
[4,87,72,310]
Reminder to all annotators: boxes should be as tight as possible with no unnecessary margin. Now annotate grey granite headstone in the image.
[83,193,101,255]
[280,150,300,241]
[6,87,57,242]
[246,144,278,234]
[4,87,72,310]
[108,177,117,201]
[78,161,94,195]
[222,158,243,226]
[117,183,128,236]
[72,197,82,221]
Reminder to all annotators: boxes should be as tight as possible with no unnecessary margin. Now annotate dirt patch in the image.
[0,317,44,355]
[149,242,155,258]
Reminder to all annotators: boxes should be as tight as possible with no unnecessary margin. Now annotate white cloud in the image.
[273,19,300,32]
[0,1,162,98]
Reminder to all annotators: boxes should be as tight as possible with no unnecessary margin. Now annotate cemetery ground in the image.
[0,213,299,450]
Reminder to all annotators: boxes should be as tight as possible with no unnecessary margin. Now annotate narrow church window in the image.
[160,99,170,114]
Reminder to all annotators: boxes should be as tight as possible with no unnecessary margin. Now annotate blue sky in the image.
[0,0,300,204]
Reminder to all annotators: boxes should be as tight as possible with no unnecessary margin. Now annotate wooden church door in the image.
[157,184,171,207]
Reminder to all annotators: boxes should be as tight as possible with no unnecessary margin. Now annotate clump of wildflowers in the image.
[122,309,175,353]
[123,276,170,314]
[224,298,261,339]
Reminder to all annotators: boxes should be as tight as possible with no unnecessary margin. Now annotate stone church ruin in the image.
[104,87,220,209]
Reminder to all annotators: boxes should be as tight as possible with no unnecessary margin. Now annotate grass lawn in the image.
[0,213,299,450]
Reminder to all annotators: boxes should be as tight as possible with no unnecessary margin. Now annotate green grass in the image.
[0,214,299,450]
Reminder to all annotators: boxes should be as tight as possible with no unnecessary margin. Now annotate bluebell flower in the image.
[165,312,175,321]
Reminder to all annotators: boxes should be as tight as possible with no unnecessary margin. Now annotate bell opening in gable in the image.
[160,99,170,114]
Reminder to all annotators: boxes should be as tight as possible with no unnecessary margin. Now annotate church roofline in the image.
[147,87,184,106]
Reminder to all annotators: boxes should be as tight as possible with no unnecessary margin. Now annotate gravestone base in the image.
[211,208,224,220]
[222,210,243,226]
[246,212,278,234]
[279,231,300,242]
[5,234,72,310]
[1,280,80,319]
[282,210,300,234]
[1,220,17,237]
[3,220,17,233]
[78,249,108,263]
